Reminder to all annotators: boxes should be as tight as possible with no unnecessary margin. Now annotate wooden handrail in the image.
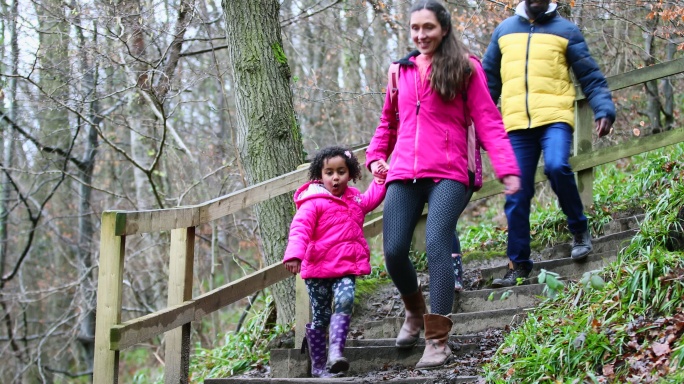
[574,57,684,100]
[109,152,367,236]
[110,263,291,350]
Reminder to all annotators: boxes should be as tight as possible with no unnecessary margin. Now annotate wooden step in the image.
[363,307,530,339]
[206,375,480,383]
[453,283,545,314]
[450,307,530,335]
[478,226,637,284]
[479,248,620,286]
[345,335,480,347]
[268,336,478,378]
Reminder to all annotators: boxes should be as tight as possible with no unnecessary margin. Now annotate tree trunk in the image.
[662,41,675,131]
[1,0,18,278]
[643,16,662,134]
[32,3,70,381]
[75,17,99,379]
[223,0,305,324]
[37,1,70,150]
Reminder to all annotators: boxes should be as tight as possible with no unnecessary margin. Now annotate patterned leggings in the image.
[305,276,356,330]
[383,178,468,315]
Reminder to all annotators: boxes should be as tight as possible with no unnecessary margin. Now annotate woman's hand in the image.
[370,159,389,184]
[284,259,301,275]
[502,175,521,195]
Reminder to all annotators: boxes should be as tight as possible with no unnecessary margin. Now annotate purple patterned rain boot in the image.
[303,323,334,378]
[326,313,351,374]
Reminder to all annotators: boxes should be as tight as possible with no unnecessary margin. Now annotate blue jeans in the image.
[505,122,588,269]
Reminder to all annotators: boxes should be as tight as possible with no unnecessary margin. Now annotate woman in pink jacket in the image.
[283,146,386,377]
[366,0,521,370]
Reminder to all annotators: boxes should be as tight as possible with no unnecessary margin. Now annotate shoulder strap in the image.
[463,54,479,99]
[462,54,482,190]
[387,63,400,122]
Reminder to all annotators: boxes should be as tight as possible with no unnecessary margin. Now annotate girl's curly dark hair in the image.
[308,146,362,183]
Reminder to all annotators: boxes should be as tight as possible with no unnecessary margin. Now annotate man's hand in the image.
[370,159,389,185]
[596,117,613,138]
[502,175,521,195]
[284,259,301,275]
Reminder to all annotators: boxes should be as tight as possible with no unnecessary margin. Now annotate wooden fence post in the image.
[574,98,594,208]
[294,276,310,350]
[165,227,195,384]
[93,212,126,383]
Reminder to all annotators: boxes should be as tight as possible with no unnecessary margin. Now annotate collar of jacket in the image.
[391,49,473,81]
[515,1,558,24]
[394,50,420,66]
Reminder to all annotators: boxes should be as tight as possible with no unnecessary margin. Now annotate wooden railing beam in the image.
[472,127,684,202]
[112,150,367,236]
[111,263,290,350]
[606,57,684,93]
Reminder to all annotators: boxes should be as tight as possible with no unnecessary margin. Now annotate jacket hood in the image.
[293,181,334,207]
[515,1,557,22]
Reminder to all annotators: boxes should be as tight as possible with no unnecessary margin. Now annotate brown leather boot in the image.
[395,289,427,348]
[415,314,453,369]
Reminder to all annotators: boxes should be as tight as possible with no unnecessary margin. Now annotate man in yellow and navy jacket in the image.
[483,0,616,288]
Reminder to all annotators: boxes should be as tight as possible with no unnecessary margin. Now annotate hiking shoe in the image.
[490,263,532,288]
[452,253,464,292]
[571,230,593,260]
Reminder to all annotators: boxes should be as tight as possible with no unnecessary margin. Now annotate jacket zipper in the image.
[525,25,534,129]
[413,70,420,183]
[445,123,450,169]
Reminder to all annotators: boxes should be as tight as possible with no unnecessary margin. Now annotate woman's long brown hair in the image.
[410,0,472,101]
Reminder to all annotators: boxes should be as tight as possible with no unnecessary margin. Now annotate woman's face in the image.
[410,9,447,55]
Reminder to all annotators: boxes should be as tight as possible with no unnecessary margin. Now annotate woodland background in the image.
[0,0,682,382]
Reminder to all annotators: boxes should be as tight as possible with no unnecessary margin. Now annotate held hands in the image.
[284,259,301,275]
[502,175,521,195]
[370,159,389,185]
[596,117,613,139]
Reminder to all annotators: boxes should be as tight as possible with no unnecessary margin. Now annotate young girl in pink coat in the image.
[283,146,386,377]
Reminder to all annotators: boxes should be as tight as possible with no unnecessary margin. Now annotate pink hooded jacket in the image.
[366,55,520,184]
[283,180,386,279]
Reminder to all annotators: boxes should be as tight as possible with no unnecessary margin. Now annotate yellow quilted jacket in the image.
[483,3,615,132]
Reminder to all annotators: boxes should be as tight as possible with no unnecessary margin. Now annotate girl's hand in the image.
[502,175,521,195]
[284,259,301,275]
[370,159,389,184]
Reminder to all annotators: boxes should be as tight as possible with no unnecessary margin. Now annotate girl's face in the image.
[410,9,447,56]
[321,156,350,197]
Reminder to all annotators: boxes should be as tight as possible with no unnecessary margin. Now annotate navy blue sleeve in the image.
[482,27,503,104]
[565,24,616,122]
